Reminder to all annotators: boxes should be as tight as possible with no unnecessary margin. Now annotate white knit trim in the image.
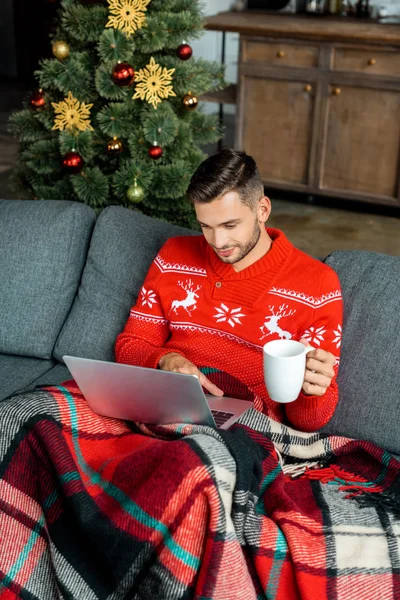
[170,321,263,351]
[270,287,342,308]
[130,310,168,324]
[154,255,207,277]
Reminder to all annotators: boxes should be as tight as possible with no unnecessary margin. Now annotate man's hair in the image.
[186,148,264,208]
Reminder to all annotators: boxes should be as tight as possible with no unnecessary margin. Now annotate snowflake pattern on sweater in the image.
[116,228,343,432]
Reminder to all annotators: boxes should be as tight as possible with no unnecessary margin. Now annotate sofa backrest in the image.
[321,250,400,455]
[0,200,96,359]
[53,206,199,363]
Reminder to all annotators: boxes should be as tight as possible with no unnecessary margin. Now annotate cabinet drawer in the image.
[333,47,400,77]
[243,39,319,68]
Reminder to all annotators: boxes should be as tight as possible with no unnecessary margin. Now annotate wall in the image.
[0,0,18,78]
[192,0,239,115]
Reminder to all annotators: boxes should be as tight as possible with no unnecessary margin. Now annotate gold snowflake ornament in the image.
[132,57,176,109]
[52,92,93,132]
[106,0,150,38]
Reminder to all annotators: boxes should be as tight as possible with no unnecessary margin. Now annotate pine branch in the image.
[151,161,191,199]
[149,0,204,19]
[96,101,141,137]
[59,130,94,161]
[97,29,135,63]
[112,158,154,201]
[8,166,35,199]
[187,111,223,145]
[127,129,151,162]
[71,166,109,208]
[62,5,108,43]
[21,139,62,175]
[8,109,49,143]
[38,53,97,101]
[34,108,57,131]
[35,178,76,201]
[95,62,133,101]
[141,103,179,146]
[151,56,225,97]
[137,13,203,54]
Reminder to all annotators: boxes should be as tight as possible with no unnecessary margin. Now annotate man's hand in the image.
[158,352,224,397]
[299,339,335,397]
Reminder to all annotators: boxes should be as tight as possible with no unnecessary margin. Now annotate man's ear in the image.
[257,196,272,224]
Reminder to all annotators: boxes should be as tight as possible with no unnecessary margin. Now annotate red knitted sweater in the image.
[115,228,343,432]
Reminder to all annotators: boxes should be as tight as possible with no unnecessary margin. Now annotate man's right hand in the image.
[158,352,224,397]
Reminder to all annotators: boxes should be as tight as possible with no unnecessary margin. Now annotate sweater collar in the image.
[205,228,294,280]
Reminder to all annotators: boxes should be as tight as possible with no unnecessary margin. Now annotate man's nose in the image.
[212,230,229,248]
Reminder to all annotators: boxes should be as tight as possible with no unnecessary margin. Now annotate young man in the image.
[116,149,342,432]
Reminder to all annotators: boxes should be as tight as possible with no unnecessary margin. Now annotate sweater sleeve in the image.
[115,240,185,369]
[285,267,343,432]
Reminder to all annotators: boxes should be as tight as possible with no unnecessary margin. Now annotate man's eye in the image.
[200,224,209,229]
[225,224,236,229]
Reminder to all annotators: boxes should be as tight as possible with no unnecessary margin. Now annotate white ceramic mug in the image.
[263,339,315,403]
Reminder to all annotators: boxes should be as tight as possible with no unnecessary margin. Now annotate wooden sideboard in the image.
[206,12,400,208]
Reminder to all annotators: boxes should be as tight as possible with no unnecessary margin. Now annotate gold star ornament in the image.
[52,92,93,132]
[132,57,176,109]
[106,0,150,38]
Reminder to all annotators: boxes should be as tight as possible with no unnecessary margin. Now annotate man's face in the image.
[195,191,270,268]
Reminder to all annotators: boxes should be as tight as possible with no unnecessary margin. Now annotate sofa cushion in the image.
[0,200,96,359]
[321,250,400,455]
[0,354,56,402]
[27,363,73,390]
[54,206,199,363]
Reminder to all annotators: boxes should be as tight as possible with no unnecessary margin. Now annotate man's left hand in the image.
[299,339,336,397]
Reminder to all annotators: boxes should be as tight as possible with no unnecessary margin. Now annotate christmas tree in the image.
[8,0,226,228]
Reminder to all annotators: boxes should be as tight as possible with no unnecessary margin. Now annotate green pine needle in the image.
[95,63,132,101]
[59,130,94,160]
[98,29,135,63]
[62,5,108,43]
[21,139,62,176]
[96,101,140,136]
[71,167,109,208]
[8,109,47,143]
[112,158,154,201]
[142,103,179,146]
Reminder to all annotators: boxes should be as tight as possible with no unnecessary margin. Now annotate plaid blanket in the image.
[0,381,399,600]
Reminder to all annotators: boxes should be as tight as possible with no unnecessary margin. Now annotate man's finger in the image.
[199,374,224,397]
[306,358,335,379]
[304,370,331,389]
[302,381,327,396]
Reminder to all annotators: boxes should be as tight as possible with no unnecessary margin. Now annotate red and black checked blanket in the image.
[0,381,399,600]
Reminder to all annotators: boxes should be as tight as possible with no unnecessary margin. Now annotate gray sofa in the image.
[1,199,399,457]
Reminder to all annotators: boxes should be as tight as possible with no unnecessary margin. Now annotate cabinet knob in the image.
[276,50,286,58]
[332,87,341,96]
[368,58,377,66]
[304,84,312,93]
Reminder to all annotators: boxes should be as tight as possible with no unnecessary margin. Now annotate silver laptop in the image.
[63,355,253,430]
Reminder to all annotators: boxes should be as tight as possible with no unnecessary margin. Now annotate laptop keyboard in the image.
[211,410,235,427]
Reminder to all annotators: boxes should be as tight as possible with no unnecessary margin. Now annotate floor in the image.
[1,79,399,258]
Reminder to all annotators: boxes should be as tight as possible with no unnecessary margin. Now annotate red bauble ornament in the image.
[177,43,193,61]
[30,89,45,109]
[112,62,135,87]
[148,144,163,160]
[62,151,84,173]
